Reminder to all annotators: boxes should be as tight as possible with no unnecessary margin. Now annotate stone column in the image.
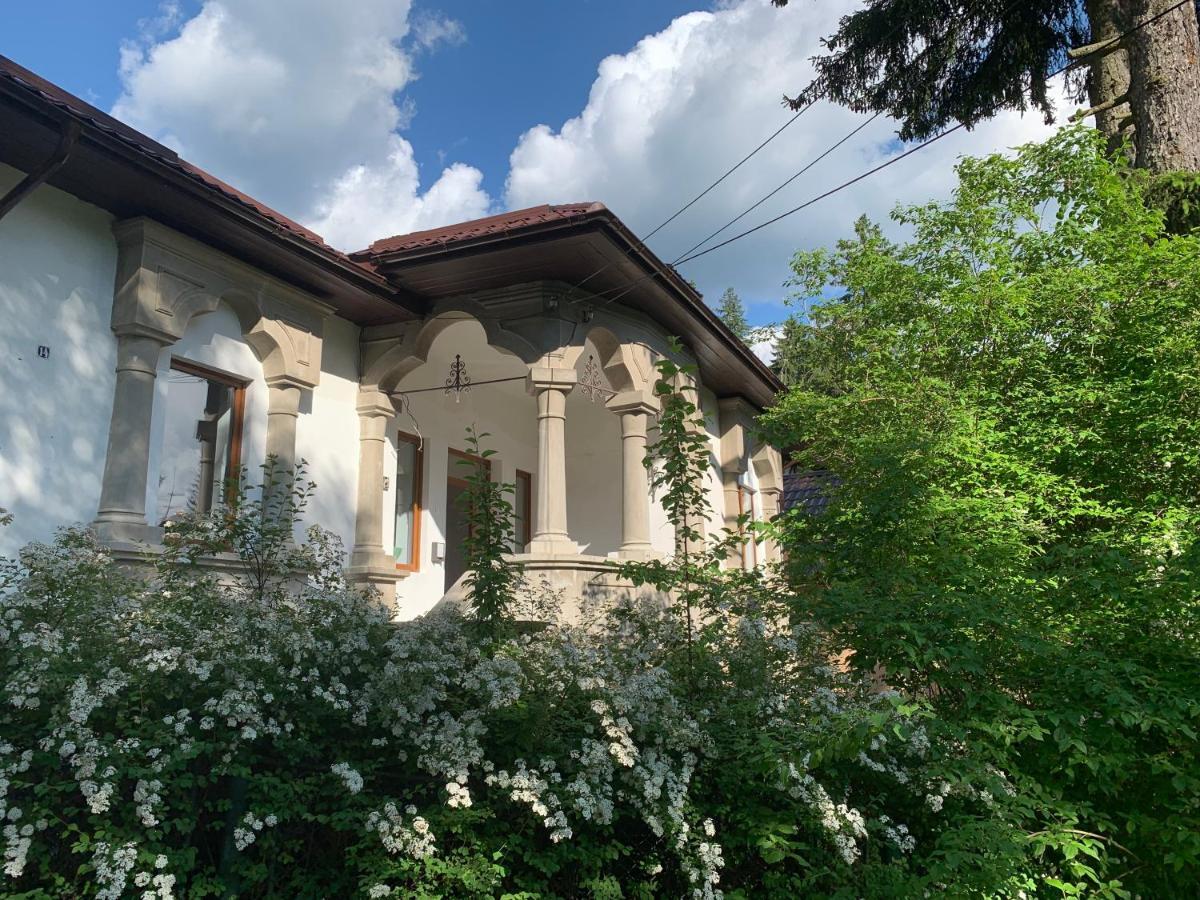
[608,391,657,559]
[262,378,303,513]
[93,326,174,544]
[721,467,747,569]
[526,367,578,555]
[760,487,782,564]
[348,388,400,602]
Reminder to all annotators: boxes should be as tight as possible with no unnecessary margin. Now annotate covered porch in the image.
[346,298,669,617]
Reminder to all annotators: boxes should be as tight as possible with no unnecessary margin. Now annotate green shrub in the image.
[763,125,1200,897]
[2,442,1039,898]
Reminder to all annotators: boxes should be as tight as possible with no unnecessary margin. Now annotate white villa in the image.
[0,56,783,617]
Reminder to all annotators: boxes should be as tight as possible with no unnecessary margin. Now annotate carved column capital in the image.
[526,366,578,397]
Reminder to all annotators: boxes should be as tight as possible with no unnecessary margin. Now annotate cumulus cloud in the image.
[307,138,489,250]
[113,0,488,250]
[749,328,779,366]
[505,0,1071,320]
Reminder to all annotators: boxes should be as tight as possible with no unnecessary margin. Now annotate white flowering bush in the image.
[0,452,1035,897]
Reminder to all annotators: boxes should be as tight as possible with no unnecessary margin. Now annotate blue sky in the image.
[3,1,699,200]
[1,1,1064,337]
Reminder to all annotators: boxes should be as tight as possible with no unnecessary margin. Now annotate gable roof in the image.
[0,54,781,407]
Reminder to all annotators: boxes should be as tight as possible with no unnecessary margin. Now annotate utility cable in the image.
[577,0,1192,310]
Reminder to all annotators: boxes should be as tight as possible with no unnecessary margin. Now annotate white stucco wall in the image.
[0,163,118,556]
[296,314,361,552]
[0,176,761,598]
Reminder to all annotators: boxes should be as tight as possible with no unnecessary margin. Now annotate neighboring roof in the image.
[367,204,602,255]
[782,469,840,517]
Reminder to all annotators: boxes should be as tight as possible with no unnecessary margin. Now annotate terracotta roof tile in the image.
[361,203,606,256]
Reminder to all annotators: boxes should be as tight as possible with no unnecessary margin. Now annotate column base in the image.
[92,515,163,548]
[527,537,580,556]
[616,543,656,561]
[347,548,404,609]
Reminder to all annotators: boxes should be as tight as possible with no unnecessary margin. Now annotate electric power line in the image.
[578,0,1192,312]
[670,112,882,264]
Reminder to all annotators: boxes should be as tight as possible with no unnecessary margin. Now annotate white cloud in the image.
[113,0,488,251]
[749,327,780,366]
[307,137,489,250]
[505,0,1071,321]
[110,0,1078,284]
[411,12,467,51]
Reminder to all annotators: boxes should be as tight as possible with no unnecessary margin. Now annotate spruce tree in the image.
[717,287,749,341]
[773,0,1200,172]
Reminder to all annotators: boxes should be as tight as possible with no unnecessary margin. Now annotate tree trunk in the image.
[1118,0,1200,172]
[1085,0,1133,157]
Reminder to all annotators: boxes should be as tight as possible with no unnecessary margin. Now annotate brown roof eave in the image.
[594,212,784,399]
[0,63,421,321]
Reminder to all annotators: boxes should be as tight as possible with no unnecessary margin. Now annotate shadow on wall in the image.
[0,165,119,557]
[295,314,362,557]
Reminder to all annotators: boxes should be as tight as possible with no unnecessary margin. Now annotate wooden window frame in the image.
[515,469,533,550]
[168,356,248,507]
[447,447,491,486]
[393,430,424,572]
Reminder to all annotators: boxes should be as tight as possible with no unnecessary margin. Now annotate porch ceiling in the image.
[356,213,783,409]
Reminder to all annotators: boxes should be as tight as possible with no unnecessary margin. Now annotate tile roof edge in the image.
[0,54,390,287]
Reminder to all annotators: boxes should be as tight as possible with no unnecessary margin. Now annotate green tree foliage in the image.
[456,426,521,638]
[771,0,1200,173]
[716,287,750,341]
[761,126,1200,895]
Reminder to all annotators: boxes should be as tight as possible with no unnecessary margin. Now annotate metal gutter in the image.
[0,117,79,222]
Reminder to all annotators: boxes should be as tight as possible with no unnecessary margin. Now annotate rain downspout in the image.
[0,118,81,222]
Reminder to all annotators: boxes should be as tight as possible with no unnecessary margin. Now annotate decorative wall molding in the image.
[111,217,330,387]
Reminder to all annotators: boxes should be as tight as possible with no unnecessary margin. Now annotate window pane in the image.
[394,440,418,565]
[157,367,238,522]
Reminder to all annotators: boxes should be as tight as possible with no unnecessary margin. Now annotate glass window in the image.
[393,433,422,570]
[514,470,532,552]
[156,359,246,522]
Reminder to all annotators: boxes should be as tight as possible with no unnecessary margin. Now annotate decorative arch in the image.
[110,218,326,388]
[362,302,539,394]
[559,324,652,397]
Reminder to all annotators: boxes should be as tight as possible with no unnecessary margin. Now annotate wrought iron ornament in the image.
[445,354,471,402]
[580,354,606,403]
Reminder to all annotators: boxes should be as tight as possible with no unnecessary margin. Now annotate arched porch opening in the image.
[379,314,537,617]
[565,334,624,557]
